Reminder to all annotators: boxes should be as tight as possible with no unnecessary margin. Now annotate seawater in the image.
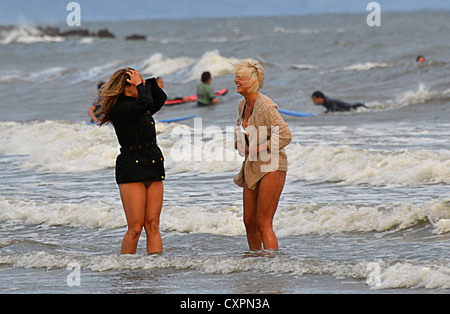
[0,12,449,293]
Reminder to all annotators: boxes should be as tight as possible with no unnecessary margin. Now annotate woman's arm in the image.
[145,77,167,115]
[262,103,292,155]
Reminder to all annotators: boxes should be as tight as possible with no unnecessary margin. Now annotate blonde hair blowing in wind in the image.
[233,59,265,93]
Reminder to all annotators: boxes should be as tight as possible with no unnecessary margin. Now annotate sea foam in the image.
[1,194,448,236]
[0,121,448,187]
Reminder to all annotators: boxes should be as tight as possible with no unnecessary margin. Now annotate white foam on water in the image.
[367,83,447,111]
[276,198,450,236]
[0,121,119,172]
[364,260,450,290]
[183,50,238,83]
[141,53,195,77]
[1,121,448,187]
[0,251,448,289]
[0,196,125,229]
[343,62,389,71]
[286,143,450,186]
[1,194,448,236]
[0,25,64,45]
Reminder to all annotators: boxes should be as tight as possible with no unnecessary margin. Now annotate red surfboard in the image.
[165,88,228,105]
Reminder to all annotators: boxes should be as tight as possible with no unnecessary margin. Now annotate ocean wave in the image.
[273,26,345,34]
[1,121,449,187]
[1,194,448,236]
[181,50,238,83]
[0,25,64,45]
[71,60,127,83]
[0,120,240,174]
[290,64,318,70]
[342,62,389,71]
[367,83,450,111]
[0,251,448,289]
[318,61,392,75]
[141,53,195,77]
[287,143,450,186]
[0,121,119,172]
[72,50,235,83]
[276,199,450,237]
[0,67,75,83]
[0,197,125,229]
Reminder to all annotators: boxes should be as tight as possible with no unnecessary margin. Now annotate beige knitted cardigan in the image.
[234,92,292,190]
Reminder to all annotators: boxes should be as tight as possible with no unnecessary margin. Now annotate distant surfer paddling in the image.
[311,91,367,113]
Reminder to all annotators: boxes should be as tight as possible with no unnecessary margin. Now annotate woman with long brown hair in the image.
[99,68,167,254]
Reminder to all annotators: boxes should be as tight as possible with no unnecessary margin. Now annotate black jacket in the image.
[111,78,167,184]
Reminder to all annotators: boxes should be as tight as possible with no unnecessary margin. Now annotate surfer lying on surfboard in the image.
[157,77,189,104]
[160,73,228,106]
[311,91,367,113]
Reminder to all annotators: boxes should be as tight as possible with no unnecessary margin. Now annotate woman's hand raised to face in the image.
[126,70,143,86]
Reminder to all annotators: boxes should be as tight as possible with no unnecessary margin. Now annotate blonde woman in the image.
[99,68,167,254]
[233,59,292,251]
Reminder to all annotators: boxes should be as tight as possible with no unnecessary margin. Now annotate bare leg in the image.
[144,181,164,254]
[243,180,262,250]
[256,171,286,250]
[119,183,147,254]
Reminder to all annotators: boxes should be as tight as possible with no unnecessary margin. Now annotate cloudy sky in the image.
[1,0,449,24]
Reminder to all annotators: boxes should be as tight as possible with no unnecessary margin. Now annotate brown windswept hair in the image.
[98,67,134,126]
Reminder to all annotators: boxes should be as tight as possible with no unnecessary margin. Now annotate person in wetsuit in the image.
[311,91,367,113]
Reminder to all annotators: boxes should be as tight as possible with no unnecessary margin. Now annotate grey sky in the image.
[1,0,449,24]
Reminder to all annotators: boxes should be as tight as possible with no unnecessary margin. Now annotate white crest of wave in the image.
[2,193,448,236]
[0,67,68,83]
[273,26,344,34]
[138,50,237,82]
[276,199,450,236]
[183,50,238,83]
[77,60,125,83]
[364,260,450,289]
[1,121,448,187]
[0,121,119,172]
[343,62,389,71]
[286,143,450,186]
[368,83,440,111]
[0,25,64,45]
[1,251,448,289]
[0,196,125,229]
[141,53,195,77]
[291,64,318,70]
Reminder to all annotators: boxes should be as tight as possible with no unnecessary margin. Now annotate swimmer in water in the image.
[416,55,426,63]
[311,91,367,113]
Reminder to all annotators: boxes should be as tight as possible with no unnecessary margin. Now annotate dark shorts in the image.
[115,146,165,185]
